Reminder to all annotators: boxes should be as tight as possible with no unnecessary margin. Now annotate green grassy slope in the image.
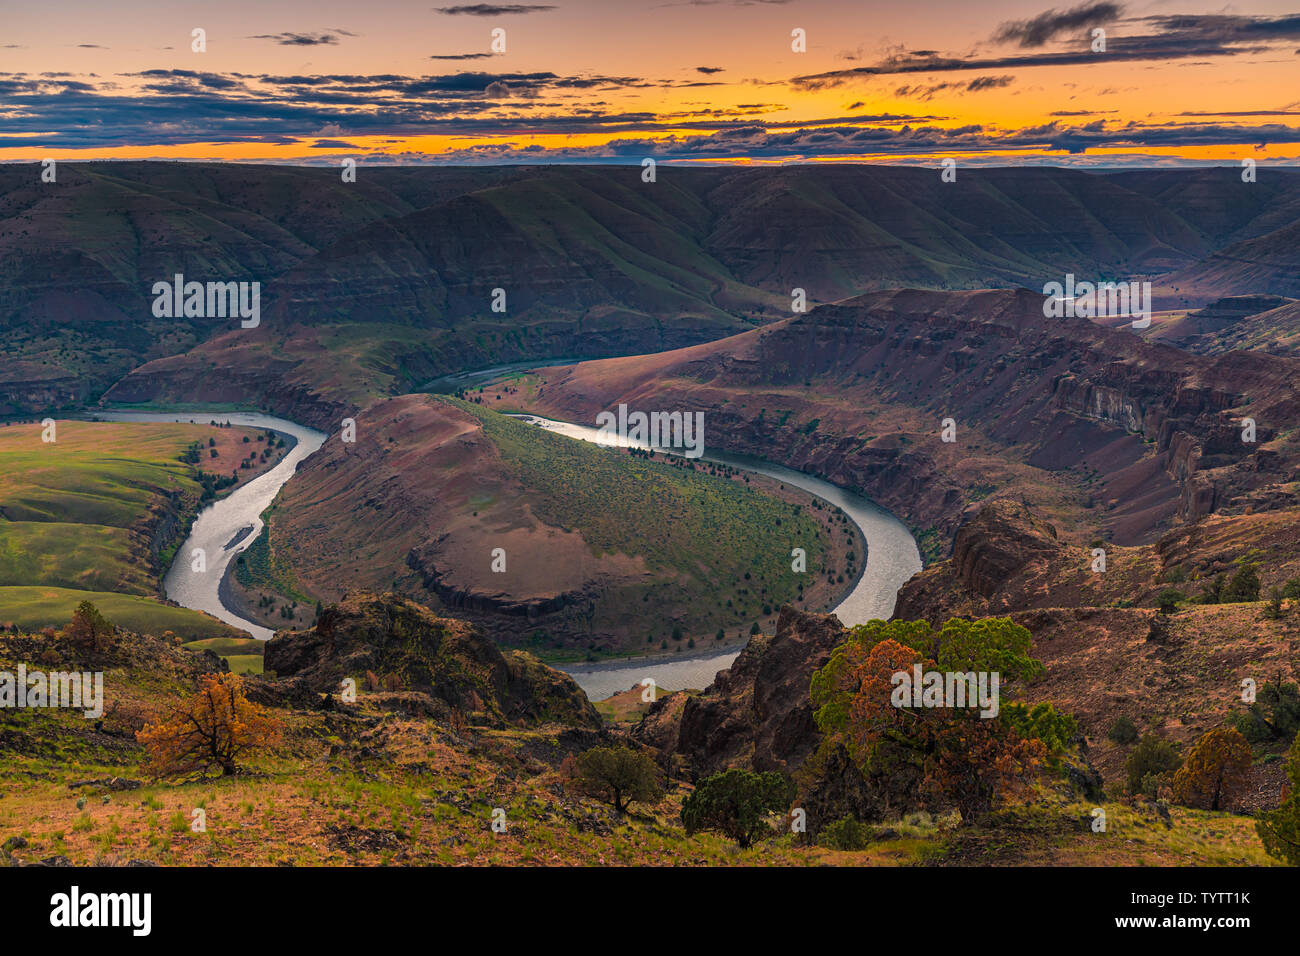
[449,397,836,644]
[0,420,247,639]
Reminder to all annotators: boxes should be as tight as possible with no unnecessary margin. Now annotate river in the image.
[512,416,922,699]
[96,407,919,698]
[94,410,328,640]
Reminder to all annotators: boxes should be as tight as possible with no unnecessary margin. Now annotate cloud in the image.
[432,4,557,14]
[993,2,1123,48]
[696,67,725,74]
[346,117,1300,165]
[895,75,1014,101]
[431,53,495,59]
[791,12,1300,89]
[250,32,353,46]
[4,65,1295,167]
[966,75,1015,92]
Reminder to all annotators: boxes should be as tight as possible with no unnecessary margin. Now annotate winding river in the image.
[97,406,920,698]
[513,416,922,698]
[95,410,327,640]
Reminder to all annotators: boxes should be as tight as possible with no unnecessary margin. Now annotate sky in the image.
[2,0,1300,166]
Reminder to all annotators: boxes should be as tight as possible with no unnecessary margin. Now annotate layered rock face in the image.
[264,591,601,729]
[512,287,1300,551]
[634,605,847,777]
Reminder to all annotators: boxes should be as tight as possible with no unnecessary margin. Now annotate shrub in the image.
[64,601,114,656]
[1197,574,1226,604]
[1263,587,1285,620]
[1227,676,1300,744]
[1107,715,1140,745]
[1224,563,1261,603]
[1258,734,1300,865]
[1125,735,1182,795]
[137,673,282,780]
[820,814,871,851]
[1139,771,1175,801]
[574,745,665,814]
[1003,702,1078,753]
[1172,728,1252,811]
[1156,589,1183,615]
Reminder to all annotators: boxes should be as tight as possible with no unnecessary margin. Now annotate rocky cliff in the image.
[634,605,847,777]
[505,287,1300,553]
[264,591,601,730]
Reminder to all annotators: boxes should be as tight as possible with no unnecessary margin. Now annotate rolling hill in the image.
[1,162,1295,421]
[253,393,854,658]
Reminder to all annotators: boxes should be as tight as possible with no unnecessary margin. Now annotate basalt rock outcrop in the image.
[634,605,848,777]
[264,591,601,729]
[893,500,1072,622]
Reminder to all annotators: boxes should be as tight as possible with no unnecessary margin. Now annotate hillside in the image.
[0,418,274,639]
[1155,219,1300,306]
[0,592,1278,868]
[485,287,1300,558]
[255,394,853,658]
[0,162,1289,421]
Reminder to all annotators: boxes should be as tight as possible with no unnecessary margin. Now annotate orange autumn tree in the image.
[810,619,1047,822]
[138,672,282,780]
[1172,727,1253,811]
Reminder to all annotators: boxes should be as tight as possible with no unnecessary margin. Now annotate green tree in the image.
[64,601,114,656]
[1257,734,1300,865]
[1225,563,1261,603]
[1172,728,1252,811]
[1106,715,1140,745]
[1198,573,1226,605]
[1263,587,1284,619]
[574,745,665,814]
[1228,676,1300,744]
[810,620,1048,822]
[1125,735,1182,795]
[1003,702,1078,753]
[1156,589,1184,615]
[681,769,795,848]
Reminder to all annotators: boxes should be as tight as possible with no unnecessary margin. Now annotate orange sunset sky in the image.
[2,0,1299,166]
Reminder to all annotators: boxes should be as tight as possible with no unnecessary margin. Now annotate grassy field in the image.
[182,636,265,676]
[0,586,242,640]
[0,683,1277,867]
[232,510,313,604]
[0,419,265,637]
[0,606,1282,868]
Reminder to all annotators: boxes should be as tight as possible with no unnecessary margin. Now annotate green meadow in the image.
[182,636,265,675]
[0,586,240,640]
[0,420,247,639]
